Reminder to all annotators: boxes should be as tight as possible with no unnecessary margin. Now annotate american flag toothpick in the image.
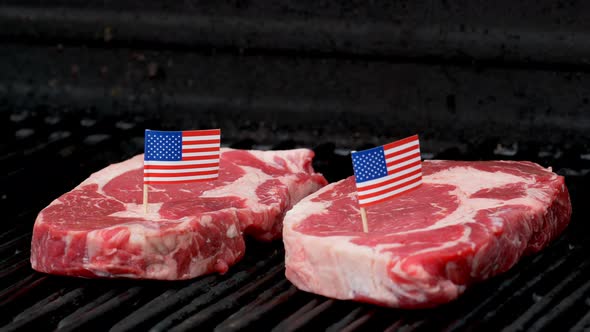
[142,129,221,213]
[351,135,423,232]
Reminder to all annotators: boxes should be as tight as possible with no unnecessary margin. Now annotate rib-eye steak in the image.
[283,160,571,308]
[31,148,327,279]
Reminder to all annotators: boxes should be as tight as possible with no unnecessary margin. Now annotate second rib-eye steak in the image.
[31,148,327,279]
[284,160,571,308]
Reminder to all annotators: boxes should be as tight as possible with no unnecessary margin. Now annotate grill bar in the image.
[57,289,122,331]
[571,309,590,332]
[326,308,374,332]
[384,320,425,332]
[0,224,25,242]
[476,252,585,327]
[58,286,146,332]
[0,256,30,280]
[0,249,29,270]
[110,282,214,332]
[0,232,31,257]
[215,280,308,332]
[443,238,578,330]
[215,283,301,332]
[167,263,286,332]
[4,287,87,332]
[500,260,590,331]
[291,299,338,328]
[148,256,283,331]
[111,248,282,332]
[527,278,590,331]
[0,274,48,327]
[271,298,338,332]
[270,298,322,332]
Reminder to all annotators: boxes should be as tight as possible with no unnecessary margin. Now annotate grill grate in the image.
[0,109,589,331]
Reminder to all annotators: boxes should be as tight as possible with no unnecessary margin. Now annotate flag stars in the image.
[351,147,388,182]
[145,131,183,161]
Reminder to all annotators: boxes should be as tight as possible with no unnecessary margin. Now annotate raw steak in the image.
[31,148,327,279]
[284,160,571,308]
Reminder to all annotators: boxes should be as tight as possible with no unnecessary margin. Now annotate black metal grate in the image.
[1,109,590,331]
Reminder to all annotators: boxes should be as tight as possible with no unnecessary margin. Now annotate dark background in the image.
[1,1,590,331]
[1,0,589,149]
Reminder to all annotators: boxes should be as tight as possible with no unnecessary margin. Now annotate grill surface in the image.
[0,110,589,331]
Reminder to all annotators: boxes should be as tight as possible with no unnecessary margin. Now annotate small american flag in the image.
[143,129,221,184]
[351,135,422,207]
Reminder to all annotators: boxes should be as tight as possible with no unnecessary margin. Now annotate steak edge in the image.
[31,148,327,279]
[283,160,571,308]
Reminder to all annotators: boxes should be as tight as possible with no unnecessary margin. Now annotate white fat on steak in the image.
[284,160,571,308]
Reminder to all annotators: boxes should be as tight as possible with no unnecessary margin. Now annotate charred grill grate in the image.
[0,110,589,332]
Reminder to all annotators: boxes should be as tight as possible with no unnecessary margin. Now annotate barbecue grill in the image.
[1,1,590,331]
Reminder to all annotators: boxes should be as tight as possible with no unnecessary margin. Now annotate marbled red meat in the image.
[31,148,327,279]
[283,160,571,308]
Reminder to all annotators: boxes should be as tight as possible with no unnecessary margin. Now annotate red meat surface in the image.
[31,148,327,279]
[284,160,571,308]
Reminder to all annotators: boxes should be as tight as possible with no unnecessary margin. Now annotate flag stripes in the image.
[352,135,422,207]
[143,129,221,184]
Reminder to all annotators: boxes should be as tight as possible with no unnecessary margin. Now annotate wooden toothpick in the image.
[360,207,369,233]
[143,184,149,214]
